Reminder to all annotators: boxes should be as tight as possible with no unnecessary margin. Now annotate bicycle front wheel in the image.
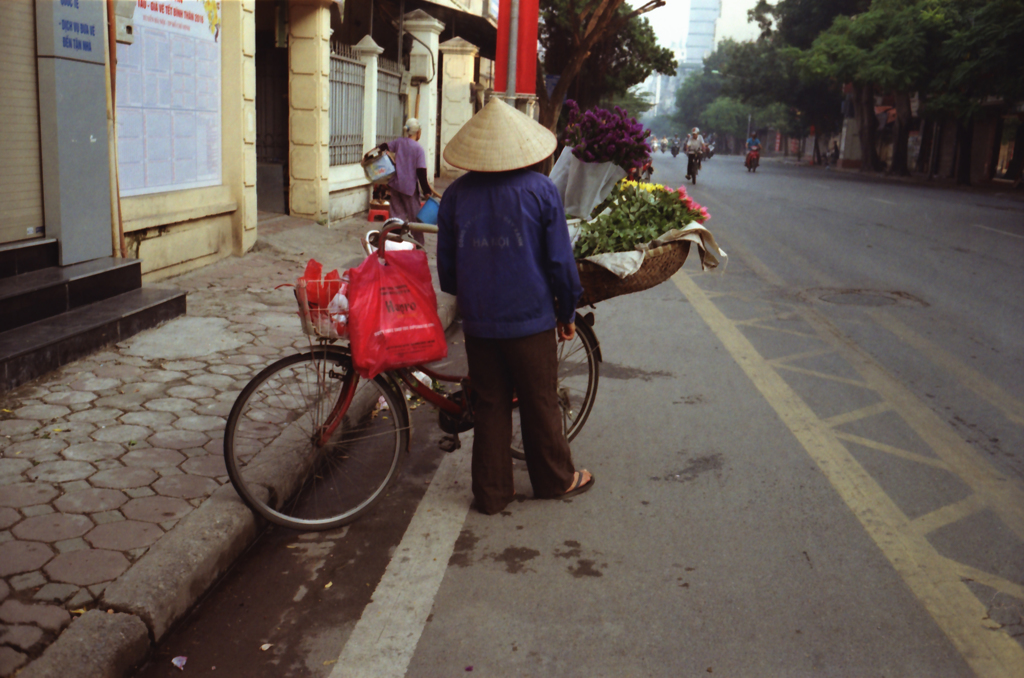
[511,322,600,460]
[224,347,409,530]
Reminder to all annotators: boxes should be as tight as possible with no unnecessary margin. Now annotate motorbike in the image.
[671,144,680,158]
[746,148,760,172]
[629,160,654,182]
[687,152,700,184]
[703,143,715,161]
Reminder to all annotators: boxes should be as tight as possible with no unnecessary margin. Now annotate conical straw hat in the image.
[443,98,557,172]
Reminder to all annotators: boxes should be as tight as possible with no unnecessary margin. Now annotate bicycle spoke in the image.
[224,349,409,530]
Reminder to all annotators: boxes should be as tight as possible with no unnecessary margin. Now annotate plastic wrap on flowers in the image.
[550,149,627,219]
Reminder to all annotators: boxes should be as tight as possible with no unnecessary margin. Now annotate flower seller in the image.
[436,98,595,515]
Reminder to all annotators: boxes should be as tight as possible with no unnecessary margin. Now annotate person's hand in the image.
[557,321,576,342]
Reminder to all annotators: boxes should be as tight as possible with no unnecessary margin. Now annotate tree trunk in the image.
[928,119,942,180]
[854,83,880,172]
[955,118,973,185]
[1006,122,1024,185]
[916,117,933,174]
[890,90,912,176]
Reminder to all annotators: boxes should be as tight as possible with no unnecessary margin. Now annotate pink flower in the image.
[698,207,710,221]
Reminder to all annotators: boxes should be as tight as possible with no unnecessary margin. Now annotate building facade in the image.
[0,0,495,283]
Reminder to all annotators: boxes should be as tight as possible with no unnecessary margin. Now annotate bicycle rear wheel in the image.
[224,346,409,530]
[511,322,600,460]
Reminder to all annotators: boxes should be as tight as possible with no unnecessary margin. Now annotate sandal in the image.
[562,470,595,498]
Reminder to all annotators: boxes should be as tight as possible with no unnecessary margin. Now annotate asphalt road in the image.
[134,154,1024,677]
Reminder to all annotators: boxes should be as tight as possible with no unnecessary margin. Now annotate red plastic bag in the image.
[347,248,448,379]
[299,259,343,307]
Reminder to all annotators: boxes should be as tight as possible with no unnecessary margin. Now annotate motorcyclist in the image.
[650,136,659,153]
[661,136,669,153]
[684,127,705,180]
[745,131,762,171]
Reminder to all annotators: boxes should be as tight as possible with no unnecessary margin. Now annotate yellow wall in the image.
[117,0,256,282]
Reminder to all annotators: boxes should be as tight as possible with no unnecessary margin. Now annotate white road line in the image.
[970,223,1024,240]
[329,436,473,678]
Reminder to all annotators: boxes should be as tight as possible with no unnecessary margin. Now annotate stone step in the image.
[0,239,59,280]
[0,258,142,334]
[0,286,186,392]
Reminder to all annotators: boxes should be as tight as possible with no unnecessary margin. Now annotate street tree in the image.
[711,36,844,159]
[536,0,671,129]
[800,0,949,175]
[925,0,1024,183]
[555,8,676,115]
[699,97,749,142]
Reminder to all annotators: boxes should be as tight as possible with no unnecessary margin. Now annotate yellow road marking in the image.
[740,321,820,340]
[869,311,1024,426]
[773,363,872,388]
[947,559,1024,602]
[832,432,950,470]
[674,270,1024,678]
[702,230,1024,543]
[970,223,1024,240]
[911,495,988,537]
[733,310,804,326]
[767,347,836,366]
[823,401,892,427]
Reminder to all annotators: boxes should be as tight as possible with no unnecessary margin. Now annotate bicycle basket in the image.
[295,278,349,340]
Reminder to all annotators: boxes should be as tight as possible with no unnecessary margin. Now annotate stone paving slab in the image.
[0,213,456,677]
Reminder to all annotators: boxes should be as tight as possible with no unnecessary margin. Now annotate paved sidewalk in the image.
[0,212,455,677]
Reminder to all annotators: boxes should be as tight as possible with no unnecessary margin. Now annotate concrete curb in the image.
[8,212,459,677]
[17,610,149,678]
[12,290,460,677]
[101,484,260,641]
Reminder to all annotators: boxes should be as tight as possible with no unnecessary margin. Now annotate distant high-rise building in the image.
[639,1,724,121]
[684,0,721,71]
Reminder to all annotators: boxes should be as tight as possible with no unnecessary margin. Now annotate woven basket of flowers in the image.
[550,101,721,306]
[577,240,691,306]
[573,180,715,306]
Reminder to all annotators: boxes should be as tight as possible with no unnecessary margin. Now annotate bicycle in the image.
[223,219,601,531]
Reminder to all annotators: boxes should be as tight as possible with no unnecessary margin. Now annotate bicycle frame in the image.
[393,366,466,415]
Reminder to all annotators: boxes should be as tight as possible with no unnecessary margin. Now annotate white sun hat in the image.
[442,97,557,172]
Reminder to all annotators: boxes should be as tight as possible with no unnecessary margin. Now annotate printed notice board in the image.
[116,0,222,196]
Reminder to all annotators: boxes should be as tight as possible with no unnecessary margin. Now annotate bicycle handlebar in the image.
[406,221,439,234]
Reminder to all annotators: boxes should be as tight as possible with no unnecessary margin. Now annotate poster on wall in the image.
[116,0,222,197]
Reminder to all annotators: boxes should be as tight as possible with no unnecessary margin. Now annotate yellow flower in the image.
[620,180,668,193]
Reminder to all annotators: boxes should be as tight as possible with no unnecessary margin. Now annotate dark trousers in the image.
[687,153,700,177]
[464,330,577,514]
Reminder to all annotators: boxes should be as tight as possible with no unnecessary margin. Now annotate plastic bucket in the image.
[416,196,440,225]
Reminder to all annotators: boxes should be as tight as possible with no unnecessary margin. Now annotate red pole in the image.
[494,0,537,96]
[494,0,512,93]
[515,0,538,95]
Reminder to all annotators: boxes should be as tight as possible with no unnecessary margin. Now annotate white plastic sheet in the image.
[581,222,729,279]
[550,148,627,219]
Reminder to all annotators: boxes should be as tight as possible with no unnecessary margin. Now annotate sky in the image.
[639,0,760,51]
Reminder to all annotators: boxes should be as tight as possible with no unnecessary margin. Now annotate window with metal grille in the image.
[329,45,365,166]
[377,58,404,148]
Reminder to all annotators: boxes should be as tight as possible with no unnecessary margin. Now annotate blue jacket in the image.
[437,169,582,339]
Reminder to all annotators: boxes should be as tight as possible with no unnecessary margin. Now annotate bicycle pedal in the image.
[439,434,461,453]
